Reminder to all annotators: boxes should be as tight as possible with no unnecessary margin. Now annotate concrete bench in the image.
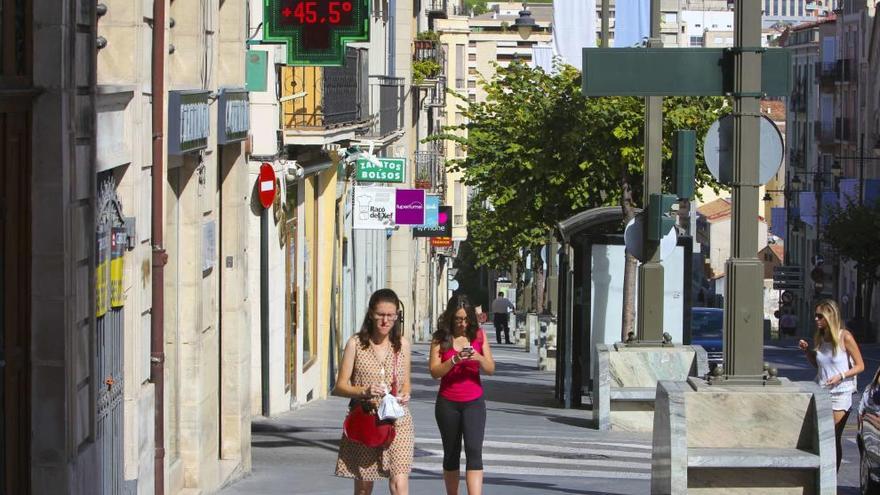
[608,387,656,401]
[687,448,822,469]
[652,379,836,494]
[592,343,708,431]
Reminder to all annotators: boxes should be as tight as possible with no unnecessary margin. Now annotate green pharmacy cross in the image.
[263,0,370,66]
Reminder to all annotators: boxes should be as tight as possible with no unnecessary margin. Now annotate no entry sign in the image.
[259,162,276,209]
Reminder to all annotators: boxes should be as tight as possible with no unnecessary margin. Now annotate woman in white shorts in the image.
[799,299,865,470]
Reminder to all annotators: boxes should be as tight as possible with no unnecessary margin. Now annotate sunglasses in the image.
[814,313,825,320]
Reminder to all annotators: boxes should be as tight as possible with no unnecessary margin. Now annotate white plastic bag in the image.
[378,394,406,421]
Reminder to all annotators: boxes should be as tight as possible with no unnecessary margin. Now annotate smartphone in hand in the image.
[462,345,474,356]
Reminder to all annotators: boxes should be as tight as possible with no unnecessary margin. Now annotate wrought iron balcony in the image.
[815,61,836,87]
[426,0,448,16]
[280,48,366,142]
[414,142,445,192]
[815,59,853,87]
[835,117,853,142]
[358,75,405,141]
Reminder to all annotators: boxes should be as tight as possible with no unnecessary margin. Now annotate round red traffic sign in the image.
[258,162,276,209]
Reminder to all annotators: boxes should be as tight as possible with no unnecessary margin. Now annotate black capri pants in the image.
[435,395,487,471]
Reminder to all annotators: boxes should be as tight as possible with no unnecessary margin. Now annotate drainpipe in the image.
[150,0,167,492]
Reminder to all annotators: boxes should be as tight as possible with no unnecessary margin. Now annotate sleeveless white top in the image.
[815,332,856,394]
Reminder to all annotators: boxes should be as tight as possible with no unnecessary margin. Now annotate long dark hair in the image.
[432,294,479,350]
[356,288,402,353]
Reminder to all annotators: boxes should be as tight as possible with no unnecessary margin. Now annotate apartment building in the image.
[782,2,880,338]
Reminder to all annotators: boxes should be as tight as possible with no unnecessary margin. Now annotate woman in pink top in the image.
[429,295,496,495]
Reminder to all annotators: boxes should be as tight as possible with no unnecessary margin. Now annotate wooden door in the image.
[0,108,31,495]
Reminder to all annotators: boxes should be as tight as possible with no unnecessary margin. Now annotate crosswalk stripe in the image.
[415,438,652,459]
[411,462,652,480]
[415,448,650,470]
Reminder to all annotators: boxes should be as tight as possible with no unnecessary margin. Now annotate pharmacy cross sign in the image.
[263,0,370,66]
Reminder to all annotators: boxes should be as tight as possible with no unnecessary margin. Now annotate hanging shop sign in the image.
[353,186,396,229]
[395,189,425,225]
[422,195,440,227]
[217,88,250,145]
[431,236,453,248]
[413,205,451,238]
[168,90,210,155]
[110,228,127,308]
[356,157,406,183]
[263,0,370,66]
[96,230,110,318]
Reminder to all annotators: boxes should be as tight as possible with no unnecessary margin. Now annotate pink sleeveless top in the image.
[438,329,485,402]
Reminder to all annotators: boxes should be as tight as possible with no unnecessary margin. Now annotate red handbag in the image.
[343,403,396,448]
[343,351,399,448]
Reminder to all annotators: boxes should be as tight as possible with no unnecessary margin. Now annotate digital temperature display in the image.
[264,0,370,66]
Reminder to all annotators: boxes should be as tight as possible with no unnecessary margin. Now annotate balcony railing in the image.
[835,117,853,142]
[281,48,364,131]
[414,142,445,192]
[359,75,404,140]
[813,120,834,145]
[426,0,464,16]
[815,59,852,87]
[815,61,834,87]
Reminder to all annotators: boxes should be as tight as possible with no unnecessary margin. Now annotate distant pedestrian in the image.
[429,294,496,495]
[334,288,413,494]
[491,292,515,344]
[798,298,865,471]
[779,311,797,336]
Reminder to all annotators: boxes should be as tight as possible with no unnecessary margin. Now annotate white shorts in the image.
[830,391,853,411]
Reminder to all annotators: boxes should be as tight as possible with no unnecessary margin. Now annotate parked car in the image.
[859,411,880,494]
[691,307,723,370]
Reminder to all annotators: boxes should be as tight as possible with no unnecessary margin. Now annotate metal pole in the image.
[563,244,574,408]
[636,0,664,341]
[601,0,609,48]
[722,0,764,381]
[261,208,270,415]
[150,0,167,489]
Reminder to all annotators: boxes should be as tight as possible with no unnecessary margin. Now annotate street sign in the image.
[704,114,784,186]
[356,157,406,183]
[773,280,803,290]
[773,265,802,290]
[773,265,802,277]
[263,0,370,66]
[582,48,792,97]
[259,162,277,209]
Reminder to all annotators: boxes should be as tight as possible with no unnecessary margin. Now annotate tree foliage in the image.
[434,61,726,269]
[824,201,880,320]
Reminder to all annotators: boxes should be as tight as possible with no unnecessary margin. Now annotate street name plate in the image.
[582,48,792,97]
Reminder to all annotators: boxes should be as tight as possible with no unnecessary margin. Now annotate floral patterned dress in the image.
[335,341,414,480]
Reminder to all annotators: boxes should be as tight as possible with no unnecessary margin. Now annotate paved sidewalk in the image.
[219,330,880,494]
[220,326,652,494]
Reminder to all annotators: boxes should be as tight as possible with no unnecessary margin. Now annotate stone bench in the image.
[687,448,822,469]
[652,379,836,494]
[592,343,708,431]
[609,387,656,401]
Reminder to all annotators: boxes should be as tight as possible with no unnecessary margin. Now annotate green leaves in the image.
[824,201,880,281]
[434,60,725,269]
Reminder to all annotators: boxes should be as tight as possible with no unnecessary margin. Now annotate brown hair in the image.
[432,294,479,351]
[356,288,402,353]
